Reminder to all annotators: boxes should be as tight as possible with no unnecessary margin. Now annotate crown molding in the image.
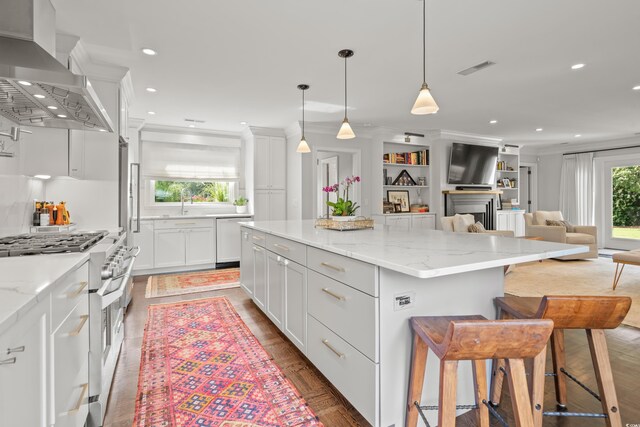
[533,135,640,156]
[248,126,285,137]
[437,129,504,144]
[141,123,241,139]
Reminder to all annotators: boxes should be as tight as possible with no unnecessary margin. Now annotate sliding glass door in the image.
[601,157,640,249]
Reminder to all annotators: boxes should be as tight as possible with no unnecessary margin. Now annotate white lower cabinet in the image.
[0,261,89,427]
[132,220,154,271]
[411,214,436,229]
[154,229,186,268]
[0,303,48,427]
[374,214,436,230]
[283,260,306,353]
[240,228,254,296]
[497,210,525,237]
[185,228,215,266]
[266,252,285,329]
[252,245,267,310]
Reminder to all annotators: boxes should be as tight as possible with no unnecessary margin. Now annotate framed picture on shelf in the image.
[394,203,402,213]
[383,201,395,214]
[387,190,410,213]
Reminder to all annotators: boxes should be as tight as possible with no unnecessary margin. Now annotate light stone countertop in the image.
[0,252,89,335]
[240,220,587,279]
[137,213,253,220]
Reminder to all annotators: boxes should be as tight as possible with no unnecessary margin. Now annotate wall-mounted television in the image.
[447,142,498,186]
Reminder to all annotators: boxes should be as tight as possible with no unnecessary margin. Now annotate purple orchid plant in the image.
[322,175,361,216]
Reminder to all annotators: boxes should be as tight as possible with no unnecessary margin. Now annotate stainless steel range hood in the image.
[0,0,114,132]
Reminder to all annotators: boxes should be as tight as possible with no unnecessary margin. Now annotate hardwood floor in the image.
[104,274,640,427]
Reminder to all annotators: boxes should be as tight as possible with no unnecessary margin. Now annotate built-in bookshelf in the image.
[496,148,520,208]
[381,140,431,215]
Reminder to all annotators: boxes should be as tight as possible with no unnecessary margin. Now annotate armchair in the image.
[441,214,515,237]
[524,211,597,260]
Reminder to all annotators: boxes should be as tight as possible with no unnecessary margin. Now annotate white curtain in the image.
[559,153,594,224]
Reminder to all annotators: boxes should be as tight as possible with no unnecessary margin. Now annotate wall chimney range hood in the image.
[0,0,114,132]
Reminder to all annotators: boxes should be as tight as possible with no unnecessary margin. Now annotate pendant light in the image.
[337,49,356,139]
[296,84,311,153]
[411,0,439,115]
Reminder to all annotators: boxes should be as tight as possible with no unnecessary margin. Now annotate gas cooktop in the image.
[0,231,108,257]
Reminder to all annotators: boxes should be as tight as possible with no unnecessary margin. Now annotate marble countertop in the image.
[240,220,587,279]
[138,213,253,220]
[0,252,89,335]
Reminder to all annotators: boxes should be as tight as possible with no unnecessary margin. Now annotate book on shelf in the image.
[383,149,429,165]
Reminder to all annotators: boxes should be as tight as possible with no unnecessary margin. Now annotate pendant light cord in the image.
[301,88,305,138]
[344,55,348,119]
[422,0,426,84]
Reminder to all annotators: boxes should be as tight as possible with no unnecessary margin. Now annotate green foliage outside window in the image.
[154,180,231,203]
[612,166,640,227]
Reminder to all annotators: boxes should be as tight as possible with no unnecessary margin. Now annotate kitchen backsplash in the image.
[0,175,45,237]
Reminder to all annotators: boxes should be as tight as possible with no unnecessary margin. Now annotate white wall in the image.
[536,153,563,211]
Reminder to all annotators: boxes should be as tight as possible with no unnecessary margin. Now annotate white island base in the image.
[239,220,586,427]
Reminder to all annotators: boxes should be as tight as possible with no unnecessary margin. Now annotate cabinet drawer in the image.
[307,247,377,296]
[154,218,214,229]
[307,270,377,362]
[266,235,306,265]
[53,299,89,427]
[250,230,266,247]
[307,315,377,425]
[51,262,89,331]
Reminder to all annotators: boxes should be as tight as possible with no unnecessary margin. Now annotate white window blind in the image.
[141,136,241,181]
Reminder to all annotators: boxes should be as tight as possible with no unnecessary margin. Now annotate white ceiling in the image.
[51,0,640,147]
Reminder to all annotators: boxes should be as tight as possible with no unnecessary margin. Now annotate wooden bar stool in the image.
[406,315,553,427]
[490,295,631,427]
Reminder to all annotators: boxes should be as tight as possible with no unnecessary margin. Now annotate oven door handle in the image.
[98,257,136,309]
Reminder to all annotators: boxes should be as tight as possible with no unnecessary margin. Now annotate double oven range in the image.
[0,231,138,427]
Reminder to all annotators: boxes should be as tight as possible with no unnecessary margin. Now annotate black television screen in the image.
[447,142,498,186]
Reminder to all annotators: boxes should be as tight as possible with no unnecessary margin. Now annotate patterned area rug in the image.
[146,268,240,298]
[505,257,640,328]
[133,297,323,427]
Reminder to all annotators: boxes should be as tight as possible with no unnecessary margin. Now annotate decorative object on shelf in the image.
[323,175,361,217]
[411,0,439,115]
[410,204,429,213]
[296,84,311,153]
[394,203,402,213]
[387,189,411,212]
[336,49,356,139]
[392,169,417,186]
[417,176,427,186]
[233,196,248,213]
[315,216,374,231]
[383,201,395,214]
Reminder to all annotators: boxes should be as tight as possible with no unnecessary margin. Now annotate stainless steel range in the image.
[0,231,138,427]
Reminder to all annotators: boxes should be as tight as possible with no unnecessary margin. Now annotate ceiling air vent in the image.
[457,61,496,76]
[184,118,206,124]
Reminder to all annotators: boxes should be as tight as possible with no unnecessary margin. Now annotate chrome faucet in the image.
[180,188,192,216]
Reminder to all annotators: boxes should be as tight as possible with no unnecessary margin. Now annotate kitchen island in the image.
[239,220,586,427]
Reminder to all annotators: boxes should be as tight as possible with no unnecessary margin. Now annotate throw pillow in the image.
[452,214,475,232]
[468,222,487,233]
[546,219,575,232]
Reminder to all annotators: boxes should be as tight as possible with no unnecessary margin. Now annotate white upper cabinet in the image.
[20,128,69,177]
[254,135,286,190]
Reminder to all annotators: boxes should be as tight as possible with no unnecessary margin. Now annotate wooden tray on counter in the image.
[314,217,374,231]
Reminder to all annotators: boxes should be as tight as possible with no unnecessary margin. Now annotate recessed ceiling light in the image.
[188,124,195,128]
[239,121,247,125]
[47,106,57,110]
[489,120,498,124]
[633,85,640,91]
[142,48,157,56]
[148,111,156,115]
[34,94,45,99]
[99,129,106,132]
[34,175,51,180]
[536,128,543,132]
[57,114,67,118]
[146,87,157,93]
[18,81,32,86]
[571,63,585,70]
[574,134,582,137]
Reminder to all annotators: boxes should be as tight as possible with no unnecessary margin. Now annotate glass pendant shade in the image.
[337,118,356,139]
[411,83,439,115]
[296,137,310,153]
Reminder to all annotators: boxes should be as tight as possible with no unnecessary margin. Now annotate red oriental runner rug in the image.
[132,297,323,427]
[145,268,240,298]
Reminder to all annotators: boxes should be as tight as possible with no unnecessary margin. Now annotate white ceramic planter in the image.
[236,205,248,214]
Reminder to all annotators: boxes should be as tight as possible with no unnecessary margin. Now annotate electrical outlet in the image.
[394,291,415,311]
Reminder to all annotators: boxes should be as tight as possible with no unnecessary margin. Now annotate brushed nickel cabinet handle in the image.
[67,383,89,414]
[6,346,25,354]
[322,339,345,359]
[273,243,290,251]
[320,262,346,273]
[322,288,346,301]
[70,281,88,298]
[176,222,197,226]
[252,235,264,241]
[253,246,263,252]
[69,315,89,337]
[0,358,16,365]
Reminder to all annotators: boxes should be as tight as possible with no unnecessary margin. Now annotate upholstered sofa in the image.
[524,211,598,260]
[441,214,515,237]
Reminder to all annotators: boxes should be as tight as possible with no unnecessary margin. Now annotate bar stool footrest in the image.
[543,411,608,418]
